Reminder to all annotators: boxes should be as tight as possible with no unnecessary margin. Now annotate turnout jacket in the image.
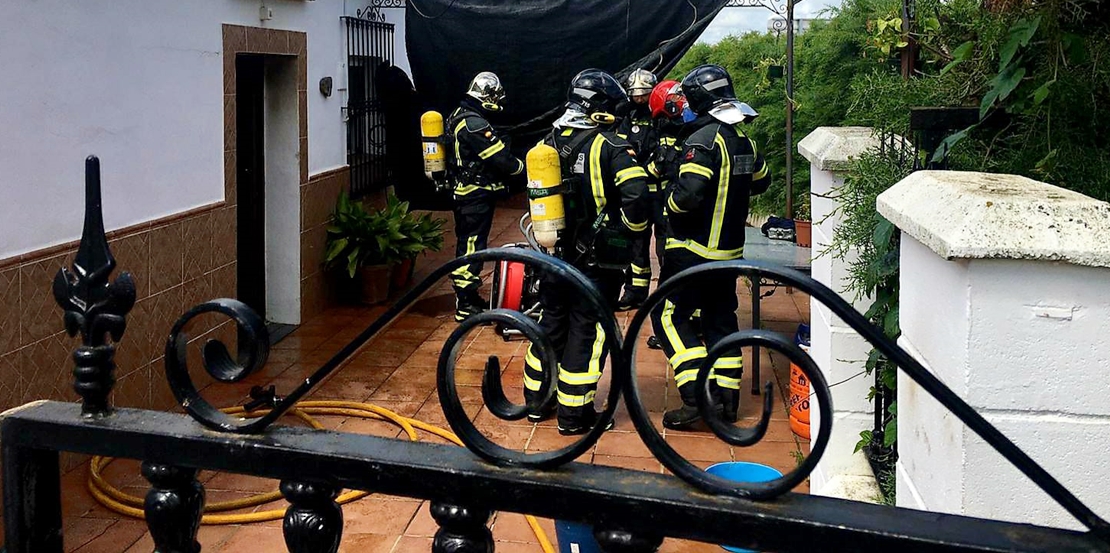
[447,100,524,199]
[544,126,651,240]
[617,105,659,192]
[665,116,770,260]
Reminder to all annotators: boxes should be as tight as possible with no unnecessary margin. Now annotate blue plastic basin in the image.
[705,461,784,553]
[554,519,601,553]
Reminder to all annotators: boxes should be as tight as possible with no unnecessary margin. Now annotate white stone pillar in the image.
[797,127,883,497]
[878,170,1110,529]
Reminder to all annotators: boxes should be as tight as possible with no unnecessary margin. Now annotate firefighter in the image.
[446,71,525,322]
[616,69,659,311]
[524,69,651,435]
[651,65,770,430]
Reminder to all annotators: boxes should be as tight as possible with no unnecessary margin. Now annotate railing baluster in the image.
[143,462,205,553]
[430,501,493,553]
[281,480,342,553]
[594,528,664,553]
[2,445,63,553]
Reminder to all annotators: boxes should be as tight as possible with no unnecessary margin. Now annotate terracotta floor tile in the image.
[270,334,329,352]
[363,399,429,419]
[392,535,435,552]
[342,496,422,535]
[592,454,663,473]
[216,525,288,552]
[123,525,238,553]
[61,467,99,520]
[664,434,733,463]
[527,427,587,456]
[370,374,436,404]
[594,430,654,459]
[72,519,148,553]
[494,540,544,552]
[339,532,399,553]
[404,501,438,537]
[659,537,732,552]
[312,375,380,402]
[205,471,280,493]
[62,517,114,552]
[473,405,533,428]
[340,414,406,439]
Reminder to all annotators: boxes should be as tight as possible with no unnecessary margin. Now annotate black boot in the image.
[715,385,740,423]
[525,391,555,423]
[557,407,615,436]
[455,291,488,322]
[662,404,703,430]
[616,286,648,311]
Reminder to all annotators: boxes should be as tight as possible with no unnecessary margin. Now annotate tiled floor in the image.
[58,199,812,552]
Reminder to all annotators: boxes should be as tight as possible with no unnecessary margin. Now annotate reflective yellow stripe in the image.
[621,212,648,232]
[663,137,677,146]
[753,159,768,180]
[558,390,596,407]
[454,184,483,196]
[479,140,506,159]
[525,348,542,370]
[512,159,525,175]
[664,238,744,260]
[680,163,714,179]
[675,368,701,387]
[615,166,648,185]
[669,346,707,368]
[647,161,660,177]
[523,372,543,391]
[667,194,685,214]
[587,322,606,377]
[647,182,658,193]
[631,264,651,275]
[589,136,606,213]
[631,278,650,288]
[709,134,731,249]
[715,375,741,389]
[451,236,481,280]
[453,120,467,167]
[714,356,744,369]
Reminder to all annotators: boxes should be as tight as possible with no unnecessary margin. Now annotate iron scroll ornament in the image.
[164,248,624,467]
[619,260,1110,540]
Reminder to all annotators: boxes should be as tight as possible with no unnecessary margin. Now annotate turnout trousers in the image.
[650,248,743,416]
[524,265,623,426]
[450,196,495,303]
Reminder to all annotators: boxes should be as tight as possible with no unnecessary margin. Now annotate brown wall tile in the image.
[211,206,237,269]
[301,272,327,321]
[19,252,72,346]
[296,56,308,93]
[183,211,214,281]
[299,137,309,184]
[211,262,237,301]
[223,25,247,54]
[0,268,19,354]
[298,90,308,139]
[110,231,150,301]
[150,360,178,411]
[289,32,306,58]
[223,52,237,96]
[0,351,26,413]
[149,223,184,295]
[224,94,237,152]
[181,273,216,335]
[148,286,183,365]
[224,149,237,205]
[303,174,342,230]
[301,225,328,278]
[114,362,151,409]
[115,298,153,378]
[19,332,73,403]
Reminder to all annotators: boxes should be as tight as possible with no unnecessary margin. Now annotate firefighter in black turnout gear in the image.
[524,69,651,435]
[447,72,525,322]
[616,69,659,311]
[651,65,770,430]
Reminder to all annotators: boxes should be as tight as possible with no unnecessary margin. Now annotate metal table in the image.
[741,227,811,395]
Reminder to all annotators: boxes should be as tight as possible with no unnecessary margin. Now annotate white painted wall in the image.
[880,171,1110,530]
[0,0,410,260]
[264,57,301,325]
[797,128,883,497]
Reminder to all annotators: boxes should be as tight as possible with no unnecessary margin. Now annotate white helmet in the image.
[624,69,657,98]
[466,71,506,112]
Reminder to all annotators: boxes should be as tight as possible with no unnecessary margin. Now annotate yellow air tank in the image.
[525,144,565,249]
[420,111,446,181]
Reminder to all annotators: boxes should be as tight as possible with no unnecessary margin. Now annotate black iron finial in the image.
[52,155,136,417]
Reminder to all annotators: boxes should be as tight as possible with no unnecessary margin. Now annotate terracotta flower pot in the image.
[357,264,392,305]
[794,220,812,248]
[391,257,415,295]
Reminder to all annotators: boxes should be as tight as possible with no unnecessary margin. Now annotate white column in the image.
[797,127,883,499]
[878,170,1110,529]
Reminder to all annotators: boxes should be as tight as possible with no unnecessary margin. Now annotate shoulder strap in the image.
[555,128,600,160]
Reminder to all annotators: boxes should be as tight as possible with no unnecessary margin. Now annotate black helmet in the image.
[567,69,628,124]
[681,64,737,115]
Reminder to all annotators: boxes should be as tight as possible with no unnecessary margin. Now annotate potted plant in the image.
[794,196,812,248]
[390,198,446,294]
[324,192,406,305]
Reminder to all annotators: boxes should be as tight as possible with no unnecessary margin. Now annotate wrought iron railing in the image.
[4,157,1110,552]
[343,15,394,199]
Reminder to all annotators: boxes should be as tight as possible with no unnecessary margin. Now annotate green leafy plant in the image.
[324,193,445,278]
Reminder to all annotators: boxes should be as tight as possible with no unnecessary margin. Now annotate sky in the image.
[697,0,843,43]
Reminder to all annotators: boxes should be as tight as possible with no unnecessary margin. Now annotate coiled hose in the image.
[86,400,556,552]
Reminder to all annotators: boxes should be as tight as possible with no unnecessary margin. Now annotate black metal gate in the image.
[343,15,394,198]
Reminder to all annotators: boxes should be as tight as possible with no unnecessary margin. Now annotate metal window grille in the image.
[343,16,395,198]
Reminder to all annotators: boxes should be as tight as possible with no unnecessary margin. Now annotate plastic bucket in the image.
[788,324,812,439]
[705,462,785,553]
[554,520,602,553]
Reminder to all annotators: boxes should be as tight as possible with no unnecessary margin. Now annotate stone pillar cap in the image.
[798,127,882,171]
[877,171,1110,268]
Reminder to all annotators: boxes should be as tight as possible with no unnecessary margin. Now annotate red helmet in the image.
[649,80,686,119]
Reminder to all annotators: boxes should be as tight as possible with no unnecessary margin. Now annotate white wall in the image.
[0,0,409,259]
[264,57,301,325]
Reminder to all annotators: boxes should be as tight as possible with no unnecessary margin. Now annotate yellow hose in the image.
[86,401,556,553]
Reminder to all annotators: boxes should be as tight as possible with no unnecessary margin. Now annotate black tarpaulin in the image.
[397,0,729,209]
